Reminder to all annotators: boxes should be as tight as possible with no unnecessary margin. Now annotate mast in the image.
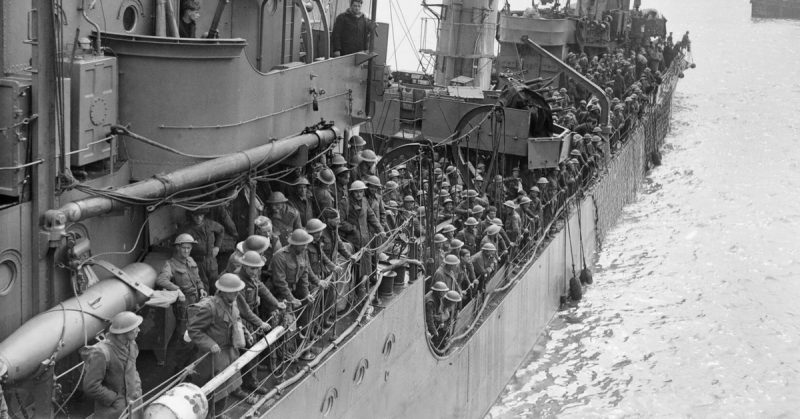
[433,0,498,89]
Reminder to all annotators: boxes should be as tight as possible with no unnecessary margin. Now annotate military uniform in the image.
[269,246,320,302]
[80,337,142,418]
[431,267,461,296]
[187,295,243,403]
[455,228,479,254]
[180,219,224,286]
[156,256,205,370]
[424,291,445,336]
[268,206,302,247]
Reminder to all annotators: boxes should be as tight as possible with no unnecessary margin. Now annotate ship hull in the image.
[751,0,800,18]
[260,68,682,418]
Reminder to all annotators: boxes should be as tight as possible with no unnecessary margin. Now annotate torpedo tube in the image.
[0,262,156,382]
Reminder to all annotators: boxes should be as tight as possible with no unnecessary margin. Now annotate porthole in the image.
[382,333,396,358]
[320,387,338,416]
[122,5,137,32]
[0,250,21,296]
[353,358,369,385]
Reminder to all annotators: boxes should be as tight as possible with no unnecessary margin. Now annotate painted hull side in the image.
[262,199,596,419]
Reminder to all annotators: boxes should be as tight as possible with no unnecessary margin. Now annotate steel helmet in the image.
[403,195,416,203]
[386,200,398,208]
[433,168,442,176]
[486,224,501,235]
[519,196,532,205]
[433,233,448,244]
[334,166,351,175]
[396,163,407,170]
[441,181,451,189]
[530,186,541,193]
[464,217,479,226]
[444,290,462,303]
[216,273,245,293]
[364,175,382,188]
[481,242,497,252]
[536,177,549,185]
[237,235,270,254]
[288,228,313,245]
[474,175,484,182]
[293,176,310,186]
[174,233,197,245]
[465,189,478,198]
[570,150,582,157]
[431,281,449,292]
[445,166,456,174]
[316,168,336,185]
[449,239,464,250]
[266,191,288,203]
[439,190,450,198]
[491,217,504,226]
[441,224,456,234]
[592,135,602,143]
[359,149,379,163]
[503,200,518,209]
[389,169,401,178]
[384,180,399,190]
[349,135,367,147]
[349,180,367,191]
[471,205,484,214]
[443,254,460,265]
[109,311,143,334]
[240,250,266,268]
[443,198,453,205]
[572,134,583,142]
[305,218,326,234]
[331,153,348,166]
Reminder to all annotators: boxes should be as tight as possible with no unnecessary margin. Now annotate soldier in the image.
[471,242,498,293]
[312,167,337,214]
[270,229,330,360]
[432,254,462,297]
[306,218,340,328]
[383,179,402,204]
[455,217,479,254]
[364,175,389,233]
[188,274,266,414]
[180,208,224,288]
[396,195,421,237]
[433,290,462,349]
[319,208,355,314]
[424,281,449,339]
[346,135,367,164]
[265,191,301,247]
[80,311,143,418]
[340,181,386,299]
[287,176,313,225]
[225,234,269,275]
[333,166,351,215]
[458,248,477,303]
[503,200,523,243]
[236,252,279,394]
[156,233,206,371]
[352,149,379,182]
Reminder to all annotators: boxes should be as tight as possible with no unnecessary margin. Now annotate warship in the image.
[0,0,690,417]
[751,0,800,19]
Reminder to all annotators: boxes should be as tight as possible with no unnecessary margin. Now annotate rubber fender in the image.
[569,275,583,301]
[579,267,594,285]
[650,150,662,166]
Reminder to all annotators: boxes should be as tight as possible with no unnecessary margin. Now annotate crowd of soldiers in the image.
[548,33,689,145]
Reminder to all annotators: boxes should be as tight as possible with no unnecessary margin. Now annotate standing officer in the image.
[156,233,206,371]
[180,208,224,289]
[265,191,302,246]
[424,281,449,339]
[81,311,143,418]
